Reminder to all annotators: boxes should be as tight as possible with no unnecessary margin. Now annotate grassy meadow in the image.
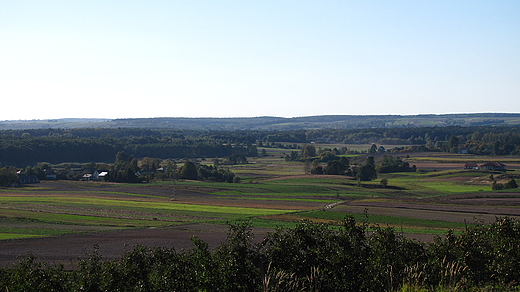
[1,145,520,241]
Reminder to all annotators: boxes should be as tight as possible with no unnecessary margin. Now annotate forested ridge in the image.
[0,129,259,167]
[2,113,520,131]
[1,125,520,167]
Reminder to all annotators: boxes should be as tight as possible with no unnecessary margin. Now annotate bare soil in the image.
[348,195,520,217]
[333,205,520,224]
[0,223,272,269]
[411,162,466,171]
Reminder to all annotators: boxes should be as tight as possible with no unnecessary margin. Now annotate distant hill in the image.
[1,113,520,130]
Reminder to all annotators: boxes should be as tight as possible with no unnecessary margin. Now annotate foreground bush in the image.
[1,217,520,291]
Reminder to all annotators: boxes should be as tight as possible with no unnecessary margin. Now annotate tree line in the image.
[1,216,520,291]
[2,125,520,167]
[0,136,257,167]
[292,144,411,181]
[86,152,239,184]
[0,150,243,186]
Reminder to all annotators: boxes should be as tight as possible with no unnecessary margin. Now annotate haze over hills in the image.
[1,113,520,131]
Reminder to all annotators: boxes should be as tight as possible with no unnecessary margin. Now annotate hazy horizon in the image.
[1,1,519,120]
[3,111,520,122]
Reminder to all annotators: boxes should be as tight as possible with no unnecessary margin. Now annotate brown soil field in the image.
[264,174,335,181]
[0,223,272,269]
[450,197,520,205]
[412,162,520,171]
[332,205,520,224]
[410,162,465,171]
[352,202,520,216]
[348,197,520,217]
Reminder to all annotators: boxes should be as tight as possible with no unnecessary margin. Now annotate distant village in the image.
[14,161,508,187]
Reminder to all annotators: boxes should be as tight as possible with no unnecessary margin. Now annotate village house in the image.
[479,162,506,171]
[464,163,478,170]
[82,170,100,181]
[463,162,506,171]
[18,175,39,184]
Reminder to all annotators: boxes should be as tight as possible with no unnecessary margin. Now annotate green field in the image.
[1,151,519,241]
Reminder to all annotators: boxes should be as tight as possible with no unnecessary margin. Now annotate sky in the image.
[1,1,519,120]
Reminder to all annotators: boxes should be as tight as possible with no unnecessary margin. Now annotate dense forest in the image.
[0,129,259,167]
[1,217,520,291]
[1,125,520,167]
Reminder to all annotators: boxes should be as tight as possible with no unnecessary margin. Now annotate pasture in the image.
[0,148,520,266]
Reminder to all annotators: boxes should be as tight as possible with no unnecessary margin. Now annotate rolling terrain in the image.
[2,113,520,130]
[1,149,519,268]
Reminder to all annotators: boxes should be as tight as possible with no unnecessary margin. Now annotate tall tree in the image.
[108,152,141,183]
[179,161,198,180]
[164,160,177,179]
[369,144,377,153]
[302,144,316,159]
[139,157,161,172]
[448,135,460,153]
[0,166,19,187]
[115,151,131,163]
[357,156,377,181]
[376,155,410,173]
[324,157,349,175]
[303,160,312,174]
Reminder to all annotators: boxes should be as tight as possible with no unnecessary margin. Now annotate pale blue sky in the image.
[1,1,519,120]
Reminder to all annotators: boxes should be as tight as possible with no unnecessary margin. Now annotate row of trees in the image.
[2,217,520,291]
[306,126,520,155]
[305,153,412,181]
[0,163,60,186]
[176,161,237,183]
[6,125,519,146]
[0,136,258,167]
[105,152,238,183]
[2,125,520,167]
[0,148,242,185]
[286,145,349,162]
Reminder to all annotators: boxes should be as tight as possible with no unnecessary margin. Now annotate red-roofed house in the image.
[464,163,478,170]
[479,162,506,171]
